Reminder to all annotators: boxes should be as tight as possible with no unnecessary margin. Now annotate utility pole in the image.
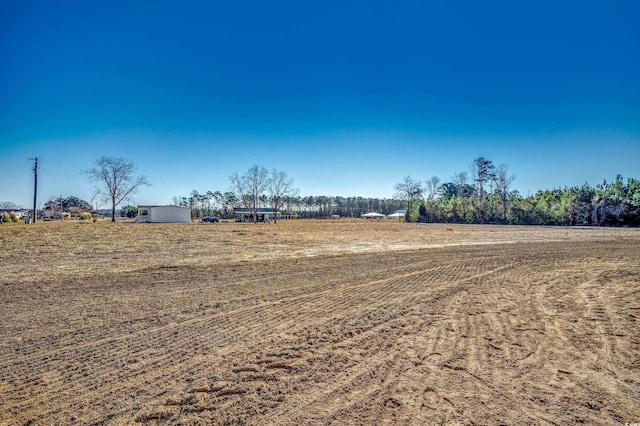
[33,157,38,223]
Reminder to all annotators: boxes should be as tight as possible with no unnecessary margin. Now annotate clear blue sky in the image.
[1,0,638,208]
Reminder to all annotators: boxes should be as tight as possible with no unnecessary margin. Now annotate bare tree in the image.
[268,168,296,223]
[453,172,468,198]
[425,176,441,201]
[0,201,22,210]
[83,156,150,222]
[493,164,516,220]
[394,176,424,222]
[230,165,269,222]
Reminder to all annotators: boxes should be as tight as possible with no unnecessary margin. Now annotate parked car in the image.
[200,216,219,223]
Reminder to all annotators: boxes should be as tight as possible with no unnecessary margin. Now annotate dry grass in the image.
[1,220,639,424]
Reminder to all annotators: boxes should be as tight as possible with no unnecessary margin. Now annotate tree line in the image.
[173,190,406,220]
[175,159,639,227]
[81,157,640,226]
[173,164,405,220]
[4,156,637,227]
[395,157,640,227]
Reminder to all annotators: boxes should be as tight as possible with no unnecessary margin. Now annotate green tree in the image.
[418,204,428,222]
[471,157,495,221]
[222,192,239,218]
[44,196,92,213]
[120,205,138,218]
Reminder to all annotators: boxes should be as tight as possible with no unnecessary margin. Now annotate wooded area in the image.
[413,157,640,226]
[4,159,638,227]
[171,174,639,227]
[174,158,639,227]
[171,191,406,220]
[420,175,640,226]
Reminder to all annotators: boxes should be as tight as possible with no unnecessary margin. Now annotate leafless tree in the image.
[83,156,150,222]
[0,201,22,210]
[394,176,424,222]
[453,172,468,197]
[268,168,297,223]
[230,165,269,222]
[425,176,441,201]
[493,164,516,220]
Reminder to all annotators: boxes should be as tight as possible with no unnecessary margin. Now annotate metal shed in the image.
[137,205,191,223]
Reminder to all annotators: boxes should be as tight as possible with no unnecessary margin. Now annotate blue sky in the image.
[1,0,638,208]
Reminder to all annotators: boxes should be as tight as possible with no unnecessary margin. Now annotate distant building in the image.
[386,210,406,219]
[361,212,386,219]
[234,208,282,222]
[137,205,191,223]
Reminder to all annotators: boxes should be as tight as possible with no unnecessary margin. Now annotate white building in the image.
[137,205,191,223]
[361,212,386,219]
[386,210,407,219]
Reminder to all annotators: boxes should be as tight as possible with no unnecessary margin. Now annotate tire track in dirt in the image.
[0,256,448,360]
[259,243,640,425]
[2,251,479,424]
[408,245,640,425]
[407,260,565,425]
[114,252,511,424]
[2,238,640,425]
[202,260,516,425]
[0,252,473,369]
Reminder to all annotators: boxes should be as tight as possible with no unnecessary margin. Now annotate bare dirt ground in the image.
[1,220,639,425]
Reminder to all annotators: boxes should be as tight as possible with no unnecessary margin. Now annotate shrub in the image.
[81,212,92,220]
[0,211,21,223]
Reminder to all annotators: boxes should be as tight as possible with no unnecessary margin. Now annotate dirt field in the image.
[1,220,639,425]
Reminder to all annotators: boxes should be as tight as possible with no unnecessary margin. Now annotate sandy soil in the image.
[1,220,639,425]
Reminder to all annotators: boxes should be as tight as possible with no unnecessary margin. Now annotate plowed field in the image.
[1,220,639,425]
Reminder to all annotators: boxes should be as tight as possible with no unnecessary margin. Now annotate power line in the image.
[0,168,31,180]
[0,159,30,178]
[39,164,65,197]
